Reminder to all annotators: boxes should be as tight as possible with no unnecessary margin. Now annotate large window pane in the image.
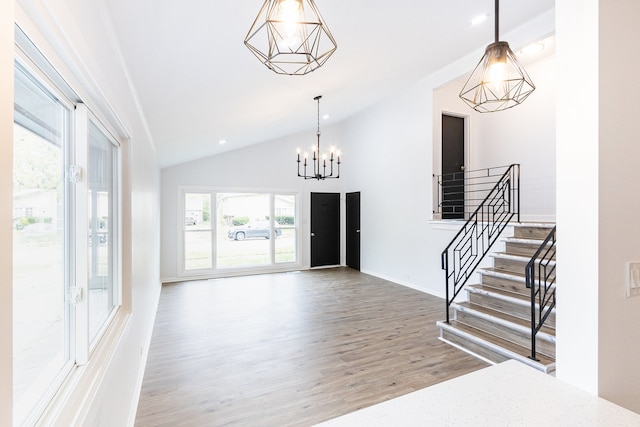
[181,190,299,274]
[275,195,296,263]
[88,121,118,342]
[13,64,71,425]
[185,193,212,270]
[217,193,270,268]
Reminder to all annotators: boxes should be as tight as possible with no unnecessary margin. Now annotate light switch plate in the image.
[626,262,640,298]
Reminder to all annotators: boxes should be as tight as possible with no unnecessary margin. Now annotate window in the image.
[274,195,296,263]
[217,193,270,268]
[88,121,119,343]
[181,190,298,274]
[13,55,121,425]
[184,193,212,270]
[13,62,73,426]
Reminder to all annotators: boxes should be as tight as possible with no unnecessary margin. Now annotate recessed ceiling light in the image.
[219,139,228,145]
[470,14,488,26]
[322,114,330,120]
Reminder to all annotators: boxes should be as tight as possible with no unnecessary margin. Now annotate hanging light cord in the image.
[495,0,499,43]
[315,95,321,149]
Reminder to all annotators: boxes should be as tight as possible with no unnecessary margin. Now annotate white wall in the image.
[341,80,451,296]
[557,0,640,415]
[433,54,557,222]
[1,1,15,425]
[555,0,600,397]
[597,0,640,413]
[160,125,344,281]
[12,1,161,425]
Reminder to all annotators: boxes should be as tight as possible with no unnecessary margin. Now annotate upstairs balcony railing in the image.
[441,164,520,323]
[433,165,517,220]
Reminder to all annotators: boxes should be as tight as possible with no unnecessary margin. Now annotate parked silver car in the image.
[227,221,281,240]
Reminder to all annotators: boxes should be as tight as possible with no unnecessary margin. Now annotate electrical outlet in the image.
[626,262,640,298]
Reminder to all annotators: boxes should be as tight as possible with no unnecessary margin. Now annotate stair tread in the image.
[467,283,529,301]
[454,301,556,335]
[513,222,555,228]
[490,252,556,265]
[479,267,556,287]
[439,320,556,366]
[467,284,557,312]
[478,267,526,282]
[503,236,552,245]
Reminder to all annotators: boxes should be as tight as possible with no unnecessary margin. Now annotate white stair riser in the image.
[441,329,509,365]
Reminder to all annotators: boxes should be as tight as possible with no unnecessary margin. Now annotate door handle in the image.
[356,230,361,233]
[311,232,315,237]
[460,165,466,171]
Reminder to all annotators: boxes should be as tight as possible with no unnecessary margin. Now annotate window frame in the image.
[178,187,301,278]
[12,54,77,427]
[13,25,126,427]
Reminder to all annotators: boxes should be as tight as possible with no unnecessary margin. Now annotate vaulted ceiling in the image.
[103,0,555,167]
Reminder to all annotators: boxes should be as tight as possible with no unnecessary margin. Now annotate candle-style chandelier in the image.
[297,95,340,180]
[244,0,337,76]
[459,0,535,112]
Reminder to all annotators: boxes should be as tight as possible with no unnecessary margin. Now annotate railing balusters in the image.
[441,164,520,323]
[525,226,556,361]
[434,165,516,219]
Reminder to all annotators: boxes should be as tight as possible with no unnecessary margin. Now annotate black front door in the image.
[442,114,465,219]
[311,192,340,267]
[346,192,361,271]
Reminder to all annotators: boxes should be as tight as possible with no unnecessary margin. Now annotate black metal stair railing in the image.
[441,164,520,323]
[525,226,556,361]
[433,165,515,220]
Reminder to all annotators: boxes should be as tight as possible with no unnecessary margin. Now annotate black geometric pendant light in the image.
[244,0,337,76]
[459,0,536,112]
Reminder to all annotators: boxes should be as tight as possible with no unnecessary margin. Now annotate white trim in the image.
[162,265,312,284]
[74,103,90,366]
[361,269,446,300]
[37,311,131,426]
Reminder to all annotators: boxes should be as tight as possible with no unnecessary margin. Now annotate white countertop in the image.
[316,360,640,426]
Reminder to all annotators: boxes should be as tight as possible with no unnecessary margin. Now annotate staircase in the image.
[437,223,556,374]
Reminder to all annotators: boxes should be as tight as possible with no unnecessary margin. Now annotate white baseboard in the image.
[361,269,446,300]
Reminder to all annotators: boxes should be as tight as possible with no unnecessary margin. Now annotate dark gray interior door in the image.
[346,192,360,271]
[442,114,465,219]
[311,192,340,267]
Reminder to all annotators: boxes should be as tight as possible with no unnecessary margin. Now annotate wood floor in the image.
[135,268,488,426]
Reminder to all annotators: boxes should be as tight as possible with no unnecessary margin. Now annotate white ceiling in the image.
[103,0,555,168]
